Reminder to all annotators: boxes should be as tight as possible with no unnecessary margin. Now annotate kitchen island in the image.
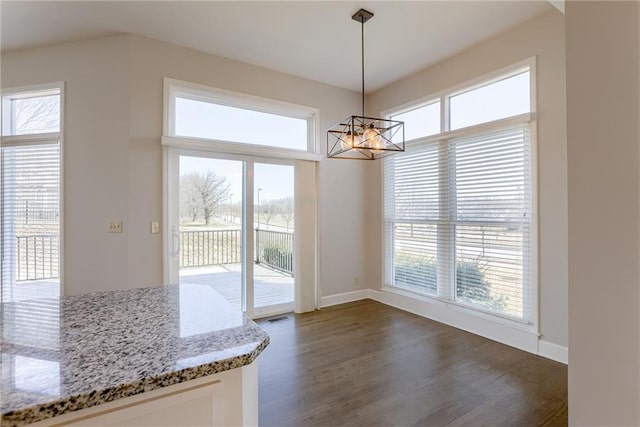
[0,283,269,426]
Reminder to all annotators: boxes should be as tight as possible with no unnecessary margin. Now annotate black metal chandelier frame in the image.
[327,8,405,160]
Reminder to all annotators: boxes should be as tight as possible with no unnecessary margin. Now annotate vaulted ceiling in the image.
[1,1,554,92]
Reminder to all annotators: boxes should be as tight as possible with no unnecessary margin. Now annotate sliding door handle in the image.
[172,226,180,257]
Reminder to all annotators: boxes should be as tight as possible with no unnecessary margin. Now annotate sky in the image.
[175,97,307,150]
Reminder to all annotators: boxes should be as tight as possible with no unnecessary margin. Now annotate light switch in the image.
[151,221,160,234]
[108,221,123,233]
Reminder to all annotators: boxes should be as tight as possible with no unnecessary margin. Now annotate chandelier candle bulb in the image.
[363,125,383,149]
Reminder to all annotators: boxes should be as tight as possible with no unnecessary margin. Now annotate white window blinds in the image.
[384,142,444,296]
[451,125,531,318]
[1,142,61,302]
[384,122,532,321]
[1,86,61,303]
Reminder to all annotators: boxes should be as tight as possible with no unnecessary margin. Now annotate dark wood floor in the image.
[256,300,567,427]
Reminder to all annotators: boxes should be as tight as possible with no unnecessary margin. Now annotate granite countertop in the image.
[0,284,269,427]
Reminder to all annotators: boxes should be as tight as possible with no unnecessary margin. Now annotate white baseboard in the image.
[538,340,568,364]
[320,289,370,308]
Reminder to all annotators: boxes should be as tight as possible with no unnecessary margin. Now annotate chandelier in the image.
[327,9,405,160]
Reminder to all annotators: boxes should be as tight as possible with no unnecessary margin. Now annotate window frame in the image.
[1,81,65,298]
[161,78,320,316]
[162,78,321,161]
[381,58,538,330]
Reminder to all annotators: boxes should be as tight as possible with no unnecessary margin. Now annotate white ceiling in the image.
[0,1,554,92]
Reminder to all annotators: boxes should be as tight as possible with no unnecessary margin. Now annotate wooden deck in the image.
[179,263,293,310]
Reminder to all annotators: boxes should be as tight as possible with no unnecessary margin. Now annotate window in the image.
[449,71,530,130]
[174,97,307,150]
[163,78,319,317]
[390,101,440,142]
[2,93,60,136]
[165,79,319,158]
[1,84,63,302]
[384,64,534,322]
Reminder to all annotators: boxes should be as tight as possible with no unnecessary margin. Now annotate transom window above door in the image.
[174,97,307,150]
[163,78,320,161]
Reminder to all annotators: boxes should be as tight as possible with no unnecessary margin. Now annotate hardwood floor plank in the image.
[257,300,567,426]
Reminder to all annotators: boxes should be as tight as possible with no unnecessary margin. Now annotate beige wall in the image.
[566,2,640,424]
[127,35,366,297]
[366,10,568,347]
[1,34,368,298]
[1,36,132,294]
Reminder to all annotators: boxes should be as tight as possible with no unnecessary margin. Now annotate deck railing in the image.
[255,229,294,276]
[14,229,293,282]
[180,229,242,268]
[16,234,59,281]
[179,229,294,276]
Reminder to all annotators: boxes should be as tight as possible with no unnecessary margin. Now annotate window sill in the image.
[384,284,533,328]
[373,285,539,351]
[161,135,322,162]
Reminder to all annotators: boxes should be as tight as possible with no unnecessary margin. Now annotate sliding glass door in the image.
[166,150,294,317]
[253,162,294,316]
[177,156,245,310]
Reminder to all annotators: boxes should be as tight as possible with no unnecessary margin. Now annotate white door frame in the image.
[163,147,295,318]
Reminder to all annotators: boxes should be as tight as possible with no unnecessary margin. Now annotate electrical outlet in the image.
[108,221,123,233]
[151,221,160,234]
[354,277,359,287]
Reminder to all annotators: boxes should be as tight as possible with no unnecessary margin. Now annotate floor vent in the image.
[267,316,290,323]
